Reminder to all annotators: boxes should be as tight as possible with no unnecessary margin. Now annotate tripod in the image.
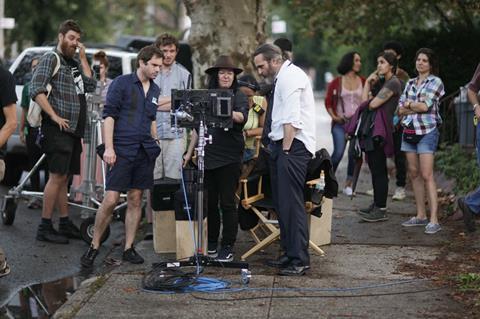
[154,118,249,279]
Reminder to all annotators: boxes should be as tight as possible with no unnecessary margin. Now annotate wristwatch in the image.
[473,103,479,110]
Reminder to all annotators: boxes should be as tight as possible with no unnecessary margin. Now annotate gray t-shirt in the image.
[382,76,402,124]
[154,62,192,139]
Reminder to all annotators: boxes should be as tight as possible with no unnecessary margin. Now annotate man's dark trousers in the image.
[269,138,311,266]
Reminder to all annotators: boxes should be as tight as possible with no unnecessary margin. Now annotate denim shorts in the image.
[401,128,439,154]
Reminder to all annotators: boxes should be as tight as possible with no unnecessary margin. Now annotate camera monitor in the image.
[171,89,233,129]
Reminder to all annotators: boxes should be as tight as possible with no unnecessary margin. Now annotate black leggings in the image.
[205,162,241,247]
[366,142,388,208]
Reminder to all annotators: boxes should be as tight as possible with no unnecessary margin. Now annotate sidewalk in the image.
[54,163,469,319]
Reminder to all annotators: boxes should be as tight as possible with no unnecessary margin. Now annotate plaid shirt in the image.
[399,75,445,135]
[30,49,96,134]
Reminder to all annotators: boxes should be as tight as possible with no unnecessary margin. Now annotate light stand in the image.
[154,112,249,278]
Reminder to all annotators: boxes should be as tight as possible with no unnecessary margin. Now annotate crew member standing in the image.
[80,45,162,267]
[253,44,316,276]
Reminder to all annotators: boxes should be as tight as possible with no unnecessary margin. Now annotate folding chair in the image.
[239,174,280,260]
[239,173,330,261]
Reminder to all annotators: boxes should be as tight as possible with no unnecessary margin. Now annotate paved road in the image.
[1,96,466,318]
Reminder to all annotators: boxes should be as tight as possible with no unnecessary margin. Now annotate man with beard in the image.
[153,33,192,181]
[80,45,162,267]
[253,44,316,276]
[30,19,96,244]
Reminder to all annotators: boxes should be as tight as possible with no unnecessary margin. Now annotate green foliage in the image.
[5,0,110,46]
[435,143,480,195]
[457,273,480,292]
[4,0,183,55]
[270,0,480,93]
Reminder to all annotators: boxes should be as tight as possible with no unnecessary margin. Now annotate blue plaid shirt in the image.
[30,49,96,135]
[399,75,445,135]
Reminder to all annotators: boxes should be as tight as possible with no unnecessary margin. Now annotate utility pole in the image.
[0,0,15,60]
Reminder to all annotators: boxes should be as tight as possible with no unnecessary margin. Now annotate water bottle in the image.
[316,170,325,192]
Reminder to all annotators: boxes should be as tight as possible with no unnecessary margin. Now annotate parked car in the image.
[5,46,137,185]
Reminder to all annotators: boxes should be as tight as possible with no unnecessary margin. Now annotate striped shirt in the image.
[399,74,445,135]
[30,50,97,135]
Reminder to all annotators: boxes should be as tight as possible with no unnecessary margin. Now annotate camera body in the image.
[171,89,233,129]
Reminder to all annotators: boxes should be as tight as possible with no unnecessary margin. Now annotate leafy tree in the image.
[5,0,109,48]
[272,0,480,93]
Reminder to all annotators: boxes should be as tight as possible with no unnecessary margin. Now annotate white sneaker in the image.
[392,187,406,201]
[343,186,353,196]
[366,189,374,196]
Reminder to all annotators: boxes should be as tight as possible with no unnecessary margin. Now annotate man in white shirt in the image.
[253,43,316,276]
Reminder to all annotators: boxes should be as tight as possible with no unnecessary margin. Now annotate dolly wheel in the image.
[1,198,17,225]
[80,217,110,244]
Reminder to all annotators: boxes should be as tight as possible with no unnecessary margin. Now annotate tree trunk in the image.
[184,0,266,88]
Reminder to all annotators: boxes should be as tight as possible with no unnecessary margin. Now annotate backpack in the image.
[27,52,61,128]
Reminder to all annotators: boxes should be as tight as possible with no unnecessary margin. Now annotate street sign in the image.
[0,17,15,29]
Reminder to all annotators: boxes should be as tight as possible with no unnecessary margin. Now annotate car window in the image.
[13,51,45,85]
[86,53,123,80]
[131,58,137,73]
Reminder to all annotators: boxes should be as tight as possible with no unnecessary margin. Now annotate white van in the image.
[5,46,137,185]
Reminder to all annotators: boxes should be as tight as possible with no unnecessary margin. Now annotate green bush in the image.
[435,143,480,195]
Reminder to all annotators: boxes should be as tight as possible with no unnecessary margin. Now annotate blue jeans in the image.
[331,123,354,181]
[464,123,480,214]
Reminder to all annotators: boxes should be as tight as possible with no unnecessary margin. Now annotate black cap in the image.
[274,37,293,53]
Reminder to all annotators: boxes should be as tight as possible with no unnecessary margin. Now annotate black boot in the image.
[81,246,99,268]
[58,220,82,239]
[37,223,69,244]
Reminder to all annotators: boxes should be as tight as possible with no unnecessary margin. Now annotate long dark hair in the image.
[415,47,439,76]
[377,51,398,75]
[337,51,360,75]
[207,69,239,91]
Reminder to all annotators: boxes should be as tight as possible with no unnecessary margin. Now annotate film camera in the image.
[171,89,233,129]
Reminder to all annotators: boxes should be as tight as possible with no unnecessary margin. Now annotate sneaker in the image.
[36,224,69,244]
[58,220,82,239]
[216,245,234,262]
[366,189,374,196]
[401,217,428,227]
[80,246,99,268]
[424,222,442,234]
[361,207,388,222]
[359,202,375,215]
[458,197,476,233]
[207,242,218,258]
[122,246,144,264]
[392,187,406,201]
[343,186,353,196]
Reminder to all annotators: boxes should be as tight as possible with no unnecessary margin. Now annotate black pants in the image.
[366,142,388,208]
[26,127,48,191]
[393,126,406,187]
[269,139,311,266]
[205,162,241,247]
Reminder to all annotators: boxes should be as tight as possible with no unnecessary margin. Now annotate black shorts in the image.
[42,125,82,176]
[105,147,155,192]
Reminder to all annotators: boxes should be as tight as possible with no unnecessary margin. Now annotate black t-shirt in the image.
[0,66,18,158]
[64,57,87,137]
[204,90,248,170]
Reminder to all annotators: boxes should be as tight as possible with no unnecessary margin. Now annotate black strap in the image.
[261,79,276,147]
